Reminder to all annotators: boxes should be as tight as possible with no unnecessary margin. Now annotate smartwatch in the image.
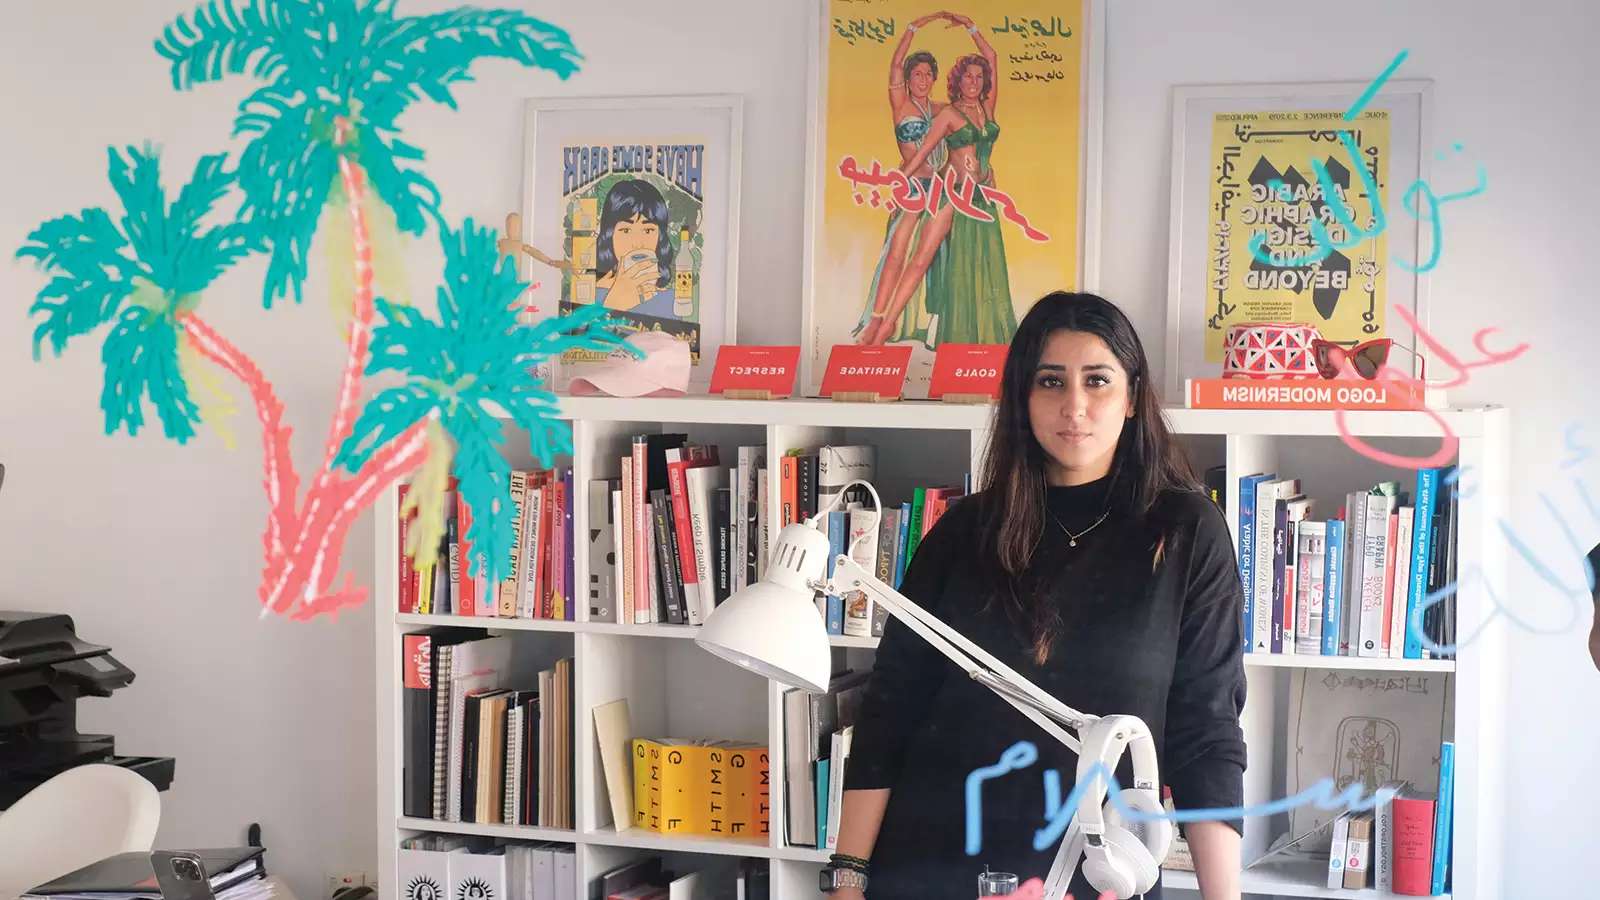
[819,866,869,893]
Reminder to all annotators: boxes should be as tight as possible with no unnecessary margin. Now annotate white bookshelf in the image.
[375,397,1507,900]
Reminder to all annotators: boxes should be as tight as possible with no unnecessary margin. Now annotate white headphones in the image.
[1074,715,1173,899]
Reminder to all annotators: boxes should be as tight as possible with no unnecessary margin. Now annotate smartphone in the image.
[151,852,218,900]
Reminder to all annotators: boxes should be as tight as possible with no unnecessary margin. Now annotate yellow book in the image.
[631,738,658,831]
[658,743,705,835]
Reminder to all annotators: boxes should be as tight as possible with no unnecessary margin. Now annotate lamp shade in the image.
[696,523,834,693]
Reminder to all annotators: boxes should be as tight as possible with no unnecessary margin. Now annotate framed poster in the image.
[521,95,742,391]
[1165,80,1434,398]
[801,0,1105,398]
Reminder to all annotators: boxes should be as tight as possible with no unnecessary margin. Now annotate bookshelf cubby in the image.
[376,396,1507,900]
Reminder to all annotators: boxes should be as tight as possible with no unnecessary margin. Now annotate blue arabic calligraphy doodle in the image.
[1344,49,1409,119]
[1395,149,1488,274]
[1247,132,1387,269]
[962,747,1399,856]
[965,740,1038,855]
[1561,422,1592,470]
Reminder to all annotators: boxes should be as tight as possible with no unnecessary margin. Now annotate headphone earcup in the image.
[1079,838,1139,900]
[1105,788,1175,869]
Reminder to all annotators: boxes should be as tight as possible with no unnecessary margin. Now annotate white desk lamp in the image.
[696,480,1173,900]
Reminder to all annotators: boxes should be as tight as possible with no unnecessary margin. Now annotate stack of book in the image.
[589,435,755,627]
[397,469,577,620]
[629,738,769,838]
[400,632,573,829]
[398,836,577,900]
[1236,466,1459,659]
[781,670,870,850]
[585,436,969,636]
[587,858,769,900]
[1327,742,1456,895]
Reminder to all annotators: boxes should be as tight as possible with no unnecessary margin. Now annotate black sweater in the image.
[843,477,1247,899]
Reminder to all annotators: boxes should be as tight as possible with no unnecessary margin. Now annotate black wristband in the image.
[828,853,870,873]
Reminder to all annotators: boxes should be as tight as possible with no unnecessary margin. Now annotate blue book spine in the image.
[1406,468,1441,658]
[1238,474,1270,651]
[1432,740,1455,895]
[893,502,912,589]
[815,758,831,850]
[1321,519,1345,656]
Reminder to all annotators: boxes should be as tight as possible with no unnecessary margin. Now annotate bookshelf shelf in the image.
[377,398,1507,900]
[1162,866,1452,899]
[1242,655,1456,673]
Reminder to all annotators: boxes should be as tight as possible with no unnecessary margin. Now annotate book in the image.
[1433,741,1455,894]
[1186,376,1432,410]
[1405,469,1441,658]
[1237,472,1272,651]
[1293,521,1326,654]
[1392,787,1438,895]
[1320,518,1346,657]
[447,637,512,822]
[593,699,634,830]
[1344,811,1373,888]
[401,632,433,818]
[588,479,619,622]
[1390,506,1415,658]
[1374,779,1408,891]
[1327,811,1351,888]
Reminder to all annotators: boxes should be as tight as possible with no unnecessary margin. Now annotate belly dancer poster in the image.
[805,0,1095,396]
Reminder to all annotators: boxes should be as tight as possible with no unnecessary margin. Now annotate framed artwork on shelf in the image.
[801,0,1106,398]
[519,95,743,392]
[1164,79,1435,399]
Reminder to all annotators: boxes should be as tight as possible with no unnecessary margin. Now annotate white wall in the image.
[1,1,1594,897]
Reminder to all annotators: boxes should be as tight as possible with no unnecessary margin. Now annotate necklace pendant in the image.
[1069,538,1077,547]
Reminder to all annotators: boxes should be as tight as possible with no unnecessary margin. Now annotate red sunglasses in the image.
[1312,338,1392,380]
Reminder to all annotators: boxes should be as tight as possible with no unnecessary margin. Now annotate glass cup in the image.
[977,869,1020,897]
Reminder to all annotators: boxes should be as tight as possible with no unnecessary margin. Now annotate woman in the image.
[829,293,1246,900]
[865,19,1014,347]
[593,178,680,319]
[852,12,954,345]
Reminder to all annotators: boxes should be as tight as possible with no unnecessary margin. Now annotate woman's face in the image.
[1027,329,1134,487]
[611,212,659,263]
[909,62,935,99]
[959,63,985,101]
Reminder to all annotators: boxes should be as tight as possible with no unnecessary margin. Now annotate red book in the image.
[1380,510,1400,654]
[666,450,701,609]
[456,493,476,616]
[552,473,567,621]
[1391,793,1437,895]
[540,470,556,618]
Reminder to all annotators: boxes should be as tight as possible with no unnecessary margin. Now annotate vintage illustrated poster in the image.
[1204,109,1392,365]
[555,143,706,358]
[522,98,740,390]
[805,0,1099,396]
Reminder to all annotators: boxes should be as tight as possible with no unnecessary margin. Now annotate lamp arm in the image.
[829,555,1088,754]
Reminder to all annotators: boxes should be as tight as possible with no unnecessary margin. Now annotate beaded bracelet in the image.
[828,853,871,873]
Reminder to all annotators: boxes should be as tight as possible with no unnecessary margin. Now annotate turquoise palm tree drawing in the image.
[328,219,632,619]
[18,145,256,446]
[140,0,584,615]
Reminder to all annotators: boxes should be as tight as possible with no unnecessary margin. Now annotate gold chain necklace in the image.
[1047,507,1111,548]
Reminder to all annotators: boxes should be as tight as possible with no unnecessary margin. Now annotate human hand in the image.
[828,889,865,900]
[619,253,659,292]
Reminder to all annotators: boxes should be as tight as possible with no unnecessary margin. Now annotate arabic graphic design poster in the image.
[1205,109,1392,363]
[805,0,1096,397]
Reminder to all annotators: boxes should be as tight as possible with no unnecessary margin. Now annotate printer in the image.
[0,611,175,808]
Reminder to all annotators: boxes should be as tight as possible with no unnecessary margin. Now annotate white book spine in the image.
[621,457,638,624]
[1252,483,1278,652]
[685,465,724,625]
[1389,506,1415,659]
[1295,522,1327,654]
[757,467,770,580]
[520,484,543,619]
[644,503,660,624]
[824,726,852,850]
[610,489,626,624]
[1358,495,1393,657]
[1375,794,1395,891]
[1328,812,1351,888]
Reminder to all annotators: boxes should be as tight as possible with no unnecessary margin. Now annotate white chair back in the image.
[0,764,160,900]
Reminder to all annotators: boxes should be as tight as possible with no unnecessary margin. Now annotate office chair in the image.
[0,764,160,899]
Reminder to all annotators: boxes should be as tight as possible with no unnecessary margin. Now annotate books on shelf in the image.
[583,857,767,900]
[630,737,769,838]
[1235,466,1459,659]
[399,836,576,900]
[397,470,577,620]
[781,669,868,849]
[401,632,573,829]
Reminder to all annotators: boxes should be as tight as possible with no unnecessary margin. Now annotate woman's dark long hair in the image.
[596,178,674,289]
[976,292,1200,663]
